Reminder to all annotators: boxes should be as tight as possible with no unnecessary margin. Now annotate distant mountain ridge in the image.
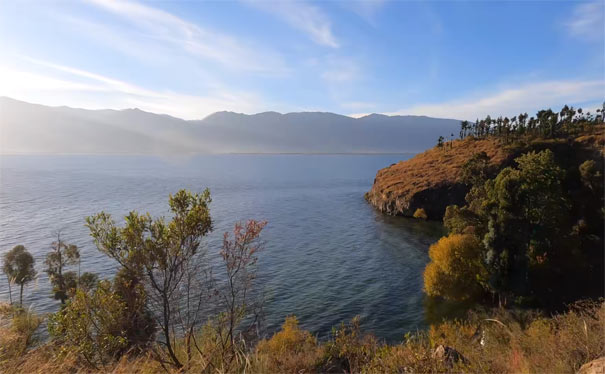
[0,97,462,154]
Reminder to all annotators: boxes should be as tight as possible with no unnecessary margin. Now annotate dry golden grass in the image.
[369,136,510,202]
[2,301,604,373]
[0,303,42,371]
[254,316,323,373]
[367,124,605,216]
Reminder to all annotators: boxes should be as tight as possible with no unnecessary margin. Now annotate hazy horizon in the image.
[0,95,466,122]
[0,97,463,155]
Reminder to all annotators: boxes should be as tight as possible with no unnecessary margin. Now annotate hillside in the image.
[366,125,605,219]
[0,97,461,154]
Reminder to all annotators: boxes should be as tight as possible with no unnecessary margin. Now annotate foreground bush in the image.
[255,316,322,373]
[3,300,602,373]
[48,282,130,368]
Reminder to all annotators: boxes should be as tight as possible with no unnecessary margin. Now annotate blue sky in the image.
[0,0,603,120]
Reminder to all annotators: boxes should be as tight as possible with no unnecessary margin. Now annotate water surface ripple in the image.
[0,154,443,342]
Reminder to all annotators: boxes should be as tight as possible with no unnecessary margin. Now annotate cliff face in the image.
[365,137,511,219]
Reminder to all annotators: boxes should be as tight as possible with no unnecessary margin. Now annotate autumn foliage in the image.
[424,234,487,301]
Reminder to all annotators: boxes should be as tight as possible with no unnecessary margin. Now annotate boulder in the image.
[431,345,469,368]
[577,357,605,374]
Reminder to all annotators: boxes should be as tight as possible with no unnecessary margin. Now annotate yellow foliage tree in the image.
[423,234,487,301]
[255,316,320,373]
[413,208,428,220]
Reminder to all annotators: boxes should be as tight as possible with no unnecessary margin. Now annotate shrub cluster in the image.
[2,300,603,373]
[425,145,604,307]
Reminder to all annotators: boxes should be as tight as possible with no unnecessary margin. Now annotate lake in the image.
[0,154,444,342]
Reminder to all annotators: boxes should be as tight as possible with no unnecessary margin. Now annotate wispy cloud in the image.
[389,80,605,120]
[566,1,604,42]
[84,0,288,74]
[0,57,266,120]
[244,0,339,48]
[341,0,387,26]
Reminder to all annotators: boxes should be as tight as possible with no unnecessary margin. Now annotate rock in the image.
[431,345,468,367]
[577,357,605,374]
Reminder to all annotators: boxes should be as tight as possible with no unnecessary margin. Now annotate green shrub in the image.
[48,281,129,368]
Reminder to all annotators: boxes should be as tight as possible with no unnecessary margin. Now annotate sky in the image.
[0,0,603,121]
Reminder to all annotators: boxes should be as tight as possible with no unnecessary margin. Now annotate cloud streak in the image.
[566,1,604,42]
[343,0,387,26]
[244,0,339,48]
[0,57,266,120]
[388,80,605,120]
[85,0,287,74]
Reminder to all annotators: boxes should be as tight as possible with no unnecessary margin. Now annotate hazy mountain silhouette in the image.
[0,97,461,154]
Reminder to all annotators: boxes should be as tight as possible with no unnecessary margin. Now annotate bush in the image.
[255,316,321,373]
[424,234,488,301]
[422,300,605,374]
[322,316,379,373]
[2,301,604,373]
[48,281,129,368]
[413,208,428,220]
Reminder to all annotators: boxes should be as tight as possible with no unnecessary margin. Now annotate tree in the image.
[176,220,268,372]
[481,150,568,301]
[423,234,487,301]
[86,189,213,368]
[205,220,267,370]
[45,233,80,304]
[443,205,484,236]
[437,136,444,149]
[579,160,602,192]
[2,245,36,306]
[460,151,490,186]
[79,272,99,293]
[459,120,470,139]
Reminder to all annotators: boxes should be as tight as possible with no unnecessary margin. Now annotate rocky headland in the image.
[365,129,604,220]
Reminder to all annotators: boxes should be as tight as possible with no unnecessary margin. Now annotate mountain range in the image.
[0,97,461,154]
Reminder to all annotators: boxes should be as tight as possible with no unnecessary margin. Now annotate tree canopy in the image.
[429,146,603,306]
[2,245,36,305]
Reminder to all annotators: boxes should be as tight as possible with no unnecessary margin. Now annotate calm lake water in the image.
[0,154,444,342]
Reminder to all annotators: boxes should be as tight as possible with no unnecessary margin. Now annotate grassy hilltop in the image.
[366,123,604,220]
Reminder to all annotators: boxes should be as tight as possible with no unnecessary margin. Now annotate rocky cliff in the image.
[366,128,605,220]
[366,137,521,220]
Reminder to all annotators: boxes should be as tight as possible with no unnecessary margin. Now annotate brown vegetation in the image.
[1,300,603,373]
[366,136,512,218]
[366,124,604,219]
[413,208,428,220]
